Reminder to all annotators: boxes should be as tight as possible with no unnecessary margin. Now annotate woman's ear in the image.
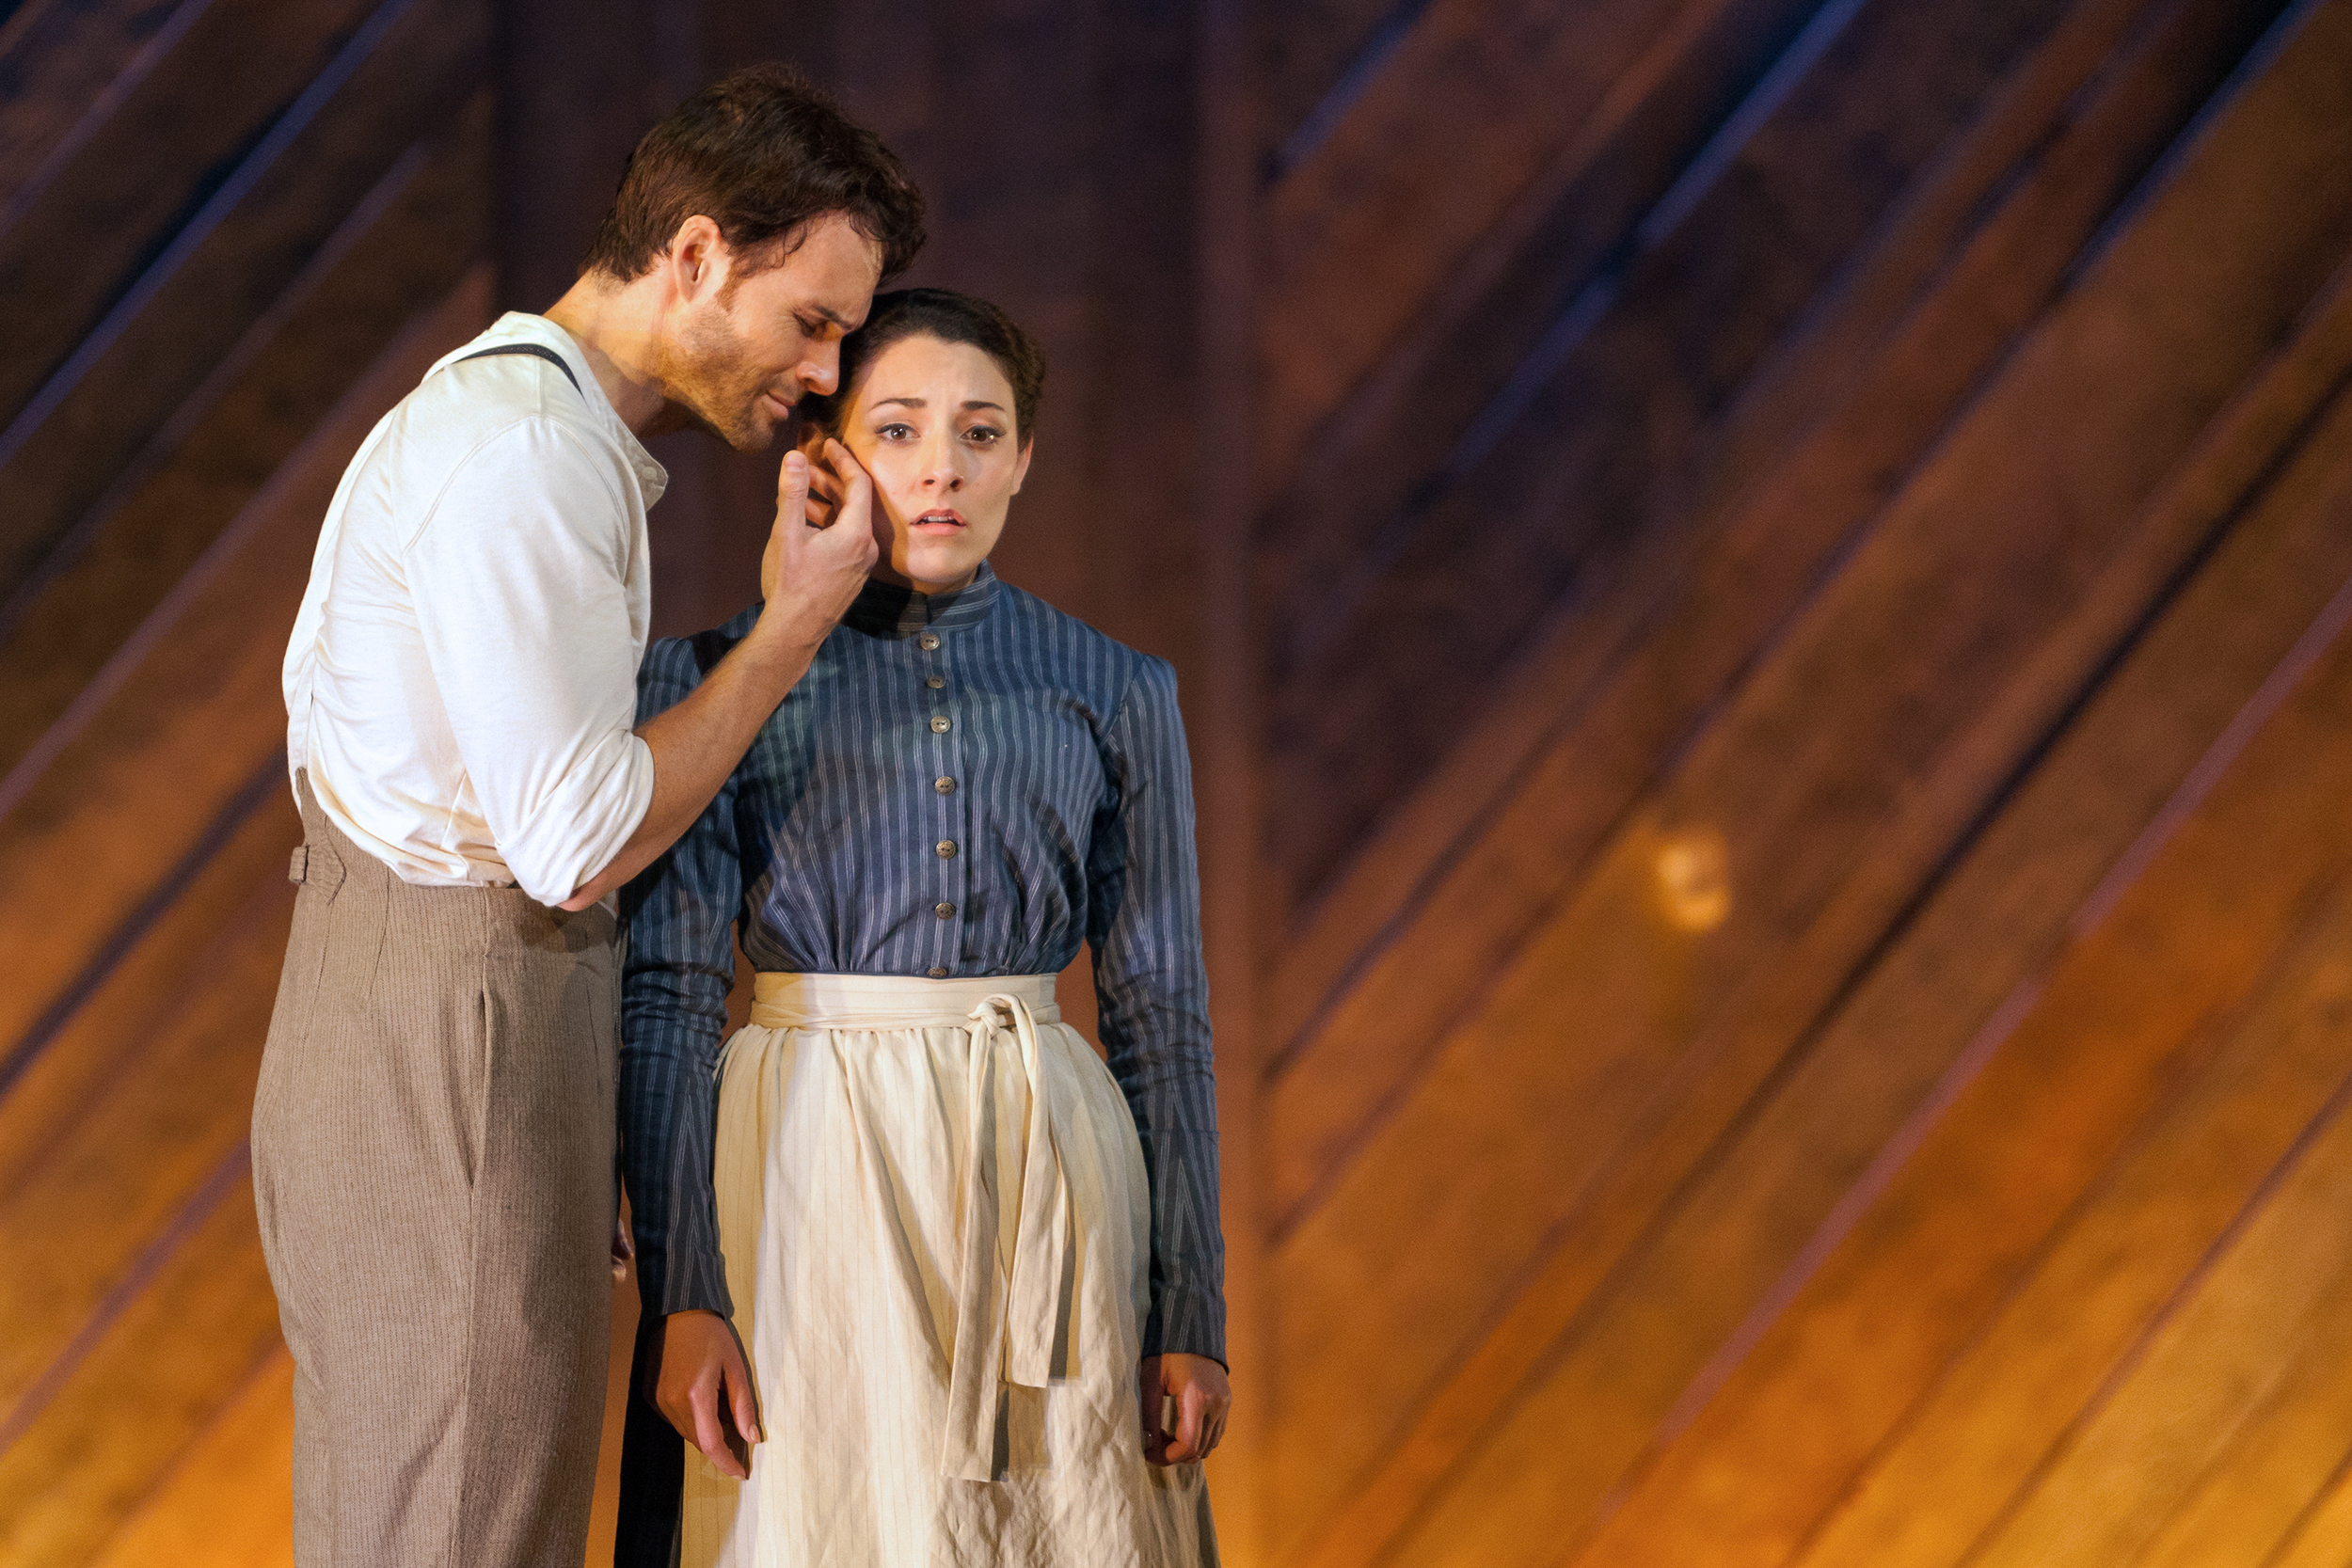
[796,420,850,529]
[1011,436,1035,497]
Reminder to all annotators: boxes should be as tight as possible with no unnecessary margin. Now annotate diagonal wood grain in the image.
[0,785,294,1208]
[1258,0,2148,913]
[0,863,289,1415]
[80,1351,296,1568]
[0,0,384,426]
[1384,512,2352,1568]
[0,274,485,1060]
[1281,293,2352,1567]
[0,0,486,607]
[1259,0,1744,484]
[1961,1093,2352,1568]
[0,97,485,779]
[2263,1450,2352,1568]
[0,0,194,218]
[1789,858,2352,1567]
[0,1171,282,1568]
[1252,0,1818,518]
[1264,0,2352,1235]
[1260,0,2272,1064]
[2126,1288,2352,1568]
[1800,912,2352,1568]
[1565,674,2352,1567]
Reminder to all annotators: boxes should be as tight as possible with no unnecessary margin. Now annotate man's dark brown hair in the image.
[580,64,926,284]
[800,287,1046,446]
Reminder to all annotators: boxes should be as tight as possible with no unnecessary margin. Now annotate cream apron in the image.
[682,973,1218,1567]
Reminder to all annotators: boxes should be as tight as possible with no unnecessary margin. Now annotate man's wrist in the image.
[736,610,826,673]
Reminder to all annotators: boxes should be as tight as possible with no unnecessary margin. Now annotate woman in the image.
[616,287,1228,1567]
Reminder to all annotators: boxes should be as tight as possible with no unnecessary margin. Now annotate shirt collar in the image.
[843,562,1001,638]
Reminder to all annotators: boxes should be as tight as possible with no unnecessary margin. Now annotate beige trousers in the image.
[251,778,616,1567]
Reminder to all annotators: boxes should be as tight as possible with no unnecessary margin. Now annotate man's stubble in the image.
[659,299,782,453]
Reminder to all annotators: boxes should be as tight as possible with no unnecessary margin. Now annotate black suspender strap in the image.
[456,341,582,395]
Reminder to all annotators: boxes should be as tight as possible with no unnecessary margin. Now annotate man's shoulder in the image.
[389,354,606,466]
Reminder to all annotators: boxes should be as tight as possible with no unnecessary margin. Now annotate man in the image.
[252,65,924,1568]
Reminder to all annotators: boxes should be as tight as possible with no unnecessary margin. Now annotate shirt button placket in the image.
[921,627,966,976]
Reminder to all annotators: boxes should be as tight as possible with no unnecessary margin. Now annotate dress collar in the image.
[843,562,1001,638]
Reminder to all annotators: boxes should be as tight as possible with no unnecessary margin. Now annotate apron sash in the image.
[747,973,1071,1481]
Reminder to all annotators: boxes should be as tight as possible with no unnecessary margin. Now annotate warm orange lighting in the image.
[1653,826,1732,933]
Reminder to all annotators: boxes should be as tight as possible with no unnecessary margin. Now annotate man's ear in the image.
[667,214,726,302]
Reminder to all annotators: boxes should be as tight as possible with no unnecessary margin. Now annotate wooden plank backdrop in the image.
[1,1,2347,1565]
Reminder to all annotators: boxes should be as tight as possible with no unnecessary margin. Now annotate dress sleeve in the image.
[405,417,653,905]
[619,636,739,1321]
[1088,656,1228,1364]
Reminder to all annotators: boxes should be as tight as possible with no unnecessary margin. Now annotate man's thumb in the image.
[777,449,811,526]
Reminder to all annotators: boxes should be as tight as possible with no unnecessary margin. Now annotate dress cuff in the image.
[649,1242,734,1322]
[1144,1284,1227,1366]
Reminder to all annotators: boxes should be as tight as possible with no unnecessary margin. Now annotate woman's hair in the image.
[580,64,926,284]
[800,287,1045,446]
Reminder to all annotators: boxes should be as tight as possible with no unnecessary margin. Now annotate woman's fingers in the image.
[1138,1356,1168,1462]
[728,1353,765,1445]
[692,1378,747,1480]
[1139,1354,1232,1465]
[1160,1378,1207,1463]
[658,1312,756,1479]
[1183,1379,1219,1462]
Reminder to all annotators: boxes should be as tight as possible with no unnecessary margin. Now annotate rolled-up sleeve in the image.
[406,417,653,906]
[1089,657,1227,1364]
[619,637,739,1320]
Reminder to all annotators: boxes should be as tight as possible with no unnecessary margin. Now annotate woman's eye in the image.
[964,426,1002,446]
[877,422,915,440]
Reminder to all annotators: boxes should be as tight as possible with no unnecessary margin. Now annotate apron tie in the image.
[942,990,1071,1481]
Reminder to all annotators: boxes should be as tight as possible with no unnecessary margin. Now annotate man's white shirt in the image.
[283,312,666,907]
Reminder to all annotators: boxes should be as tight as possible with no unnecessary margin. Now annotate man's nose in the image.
[802,342,841,397]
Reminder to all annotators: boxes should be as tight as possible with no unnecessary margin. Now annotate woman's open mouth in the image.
[913,509,967,531]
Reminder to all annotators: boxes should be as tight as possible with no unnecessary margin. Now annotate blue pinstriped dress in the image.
[617,565,1222,1566]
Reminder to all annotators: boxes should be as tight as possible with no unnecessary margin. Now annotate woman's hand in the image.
[653,1309,763,1480]
[1140,1353,1231,1465]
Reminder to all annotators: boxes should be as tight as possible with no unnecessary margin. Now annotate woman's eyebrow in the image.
[869,396,1008,414]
